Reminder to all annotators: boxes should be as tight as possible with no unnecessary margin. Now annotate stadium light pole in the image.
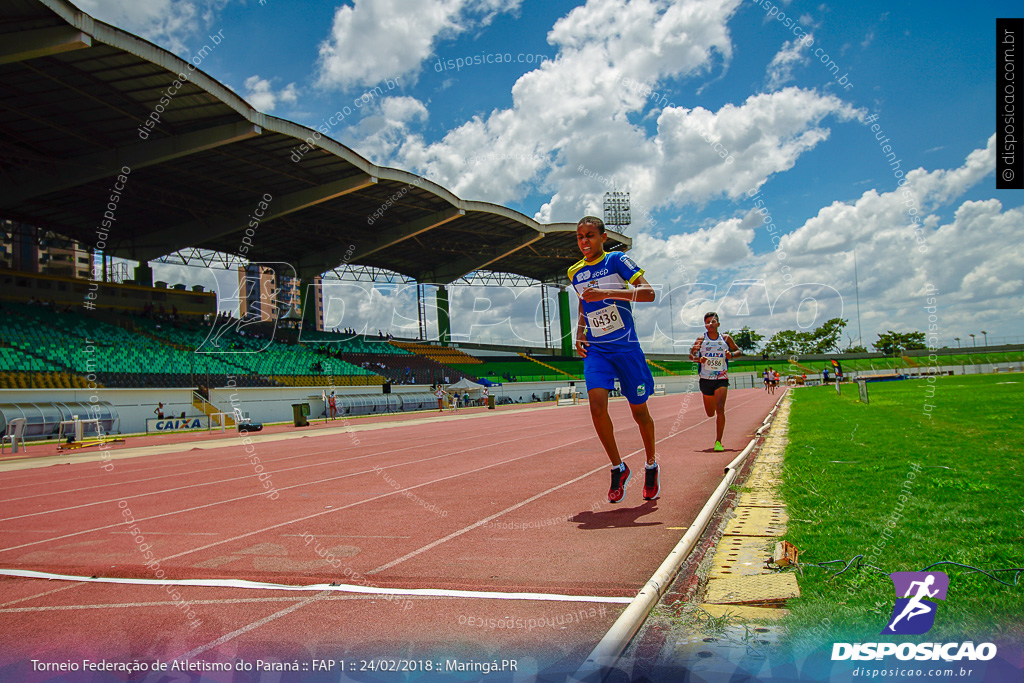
[970,333,975,347]
[603,191,631,233]
[981,330,987,347]
[954,337,960,348]
[854,248,863,346]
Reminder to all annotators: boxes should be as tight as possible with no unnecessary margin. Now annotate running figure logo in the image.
[883,571,949,635]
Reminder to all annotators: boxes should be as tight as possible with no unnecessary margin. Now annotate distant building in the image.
[1,220,92,280]
[236,264,304,323]
[313,275,325,332]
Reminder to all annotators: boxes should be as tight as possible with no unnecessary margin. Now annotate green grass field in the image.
[776,373,1024,645]
[450,350,1023,382]
[654,349,1024,375]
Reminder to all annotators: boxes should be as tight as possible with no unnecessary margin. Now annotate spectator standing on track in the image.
[689,312,742,452]
[571,216,660,503]
[435,385,446,412]
[154,402,164,419]
[328,391,338,420]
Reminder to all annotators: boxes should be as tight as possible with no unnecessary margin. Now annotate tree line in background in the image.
[726,318,929,356]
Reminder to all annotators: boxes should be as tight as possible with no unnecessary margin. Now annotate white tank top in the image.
[698,334,730,380]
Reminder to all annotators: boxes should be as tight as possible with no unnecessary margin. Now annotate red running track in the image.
[0,388,782,682]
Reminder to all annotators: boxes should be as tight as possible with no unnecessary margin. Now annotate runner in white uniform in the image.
[689,312,742,452]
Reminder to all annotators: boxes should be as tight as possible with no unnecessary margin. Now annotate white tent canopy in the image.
[445,378,486,397]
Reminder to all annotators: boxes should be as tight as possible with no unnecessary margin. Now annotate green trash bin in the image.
[292,403,309,427]
[487,394,496,409]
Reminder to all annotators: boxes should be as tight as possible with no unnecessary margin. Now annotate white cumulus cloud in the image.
[243,76,299,113]
[315,0,522,90]
[75,0,229,55]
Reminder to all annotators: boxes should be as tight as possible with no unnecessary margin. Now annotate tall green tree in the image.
[805,317,847,354]
[730,326,764,352]
[765,329,805,356]
[873,331,927,354]
[764,318,849,355]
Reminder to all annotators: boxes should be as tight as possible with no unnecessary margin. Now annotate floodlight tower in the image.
[603,191,631,233]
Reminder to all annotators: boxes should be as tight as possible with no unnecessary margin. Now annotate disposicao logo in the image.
[831,571,998,662]
[884,571,947,635]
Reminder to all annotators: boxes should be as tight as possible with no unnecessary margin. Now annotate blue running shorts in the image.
[584,346,655,405]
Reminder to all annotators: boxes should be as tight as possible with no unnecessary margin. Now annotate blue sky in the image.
[81,0,1023,351]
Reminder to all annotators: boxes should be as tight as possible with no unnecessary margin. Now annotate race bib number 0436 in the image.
[587,304,624,337]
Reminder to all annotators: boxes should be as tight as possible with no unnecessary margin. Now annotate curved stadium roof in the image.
[0,0,630,285]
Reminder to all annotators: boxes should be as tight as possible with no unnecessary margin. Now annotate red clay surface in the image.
[0,388,782,682]
[0,403,514,463]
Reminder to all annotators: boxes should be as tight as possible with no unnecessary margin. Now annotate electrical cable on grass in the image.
[770,554,1024,588]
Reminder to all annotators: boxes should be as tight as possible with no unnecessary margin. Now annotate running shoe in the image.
[714,441,724,452]
[643,463,660,500]
[608,463,631,503]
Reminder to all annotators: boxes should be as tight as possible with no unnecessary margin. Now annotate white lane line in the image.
[0,580,86,607]
[0,421,569,554]
[0,594,445,613]
[151,393,763,658]
[362,394,764,575]
[176,592,327,660]
[0,402,561,479]
[0,420,547,520]
[155,423,622,563]
[0,569,632,604]
[0,411,532,501]
[370,389,770,577]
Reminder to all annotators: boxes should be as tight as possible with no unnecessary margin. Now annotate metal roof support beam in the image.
[0,26,92,65]
[350,207,464,261]
[271,174,378,219]
[136,173,377,261]
[0,122,262,208]
[426,232,545,285]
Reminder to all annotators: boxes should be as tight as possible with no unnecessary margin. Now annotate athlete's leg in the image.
[588,388,622,466]
[702,392,716,417]
[714,386,728,443]
[629,402,656,466]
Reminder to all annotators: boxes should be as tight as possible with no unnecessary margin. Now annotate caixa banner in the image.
[146,417,209,433]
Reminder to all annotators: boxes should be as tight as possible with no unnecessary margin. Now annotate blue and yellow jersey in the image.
[568,251,644,353]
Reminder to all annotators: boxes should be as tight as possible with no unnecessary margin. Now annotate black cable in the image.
[918,560,1024,588]
[785,555,1024,588]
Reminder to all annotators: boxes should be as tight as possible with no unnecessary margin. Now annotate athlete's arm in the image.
[688,336,704,363]
[575,305,589,358]
[579,274,656,303]
[724,334,743,359]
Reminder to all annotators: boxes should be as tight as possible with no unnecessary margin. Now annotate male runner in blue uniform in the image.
[570,216,659,503]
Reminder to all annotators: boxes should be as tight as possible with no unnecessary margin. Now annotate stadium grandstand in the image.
[1,0,1016,440]
[0,0,637,436]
